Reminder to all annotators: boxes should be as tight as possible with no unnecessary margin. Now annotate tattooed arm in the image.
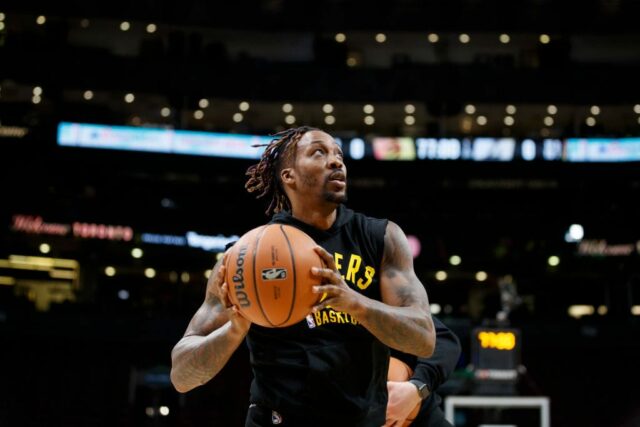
[170,256,251,393]
[311,221,435,357]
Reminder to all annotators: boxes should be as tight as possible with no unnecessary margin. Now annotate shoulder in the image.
[383,220,409,247]
[350,208,389,233]
[382,221,412,267]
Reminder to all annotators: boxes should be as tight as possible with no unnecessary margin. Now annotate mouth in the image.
[328,171,346,183]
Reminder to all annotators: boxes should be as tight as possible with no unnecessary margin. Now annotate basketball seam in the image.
[278,225,296,326]
[252,226,275,327]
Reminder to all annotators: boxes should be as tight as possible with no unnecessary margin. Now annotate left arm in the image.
[311,221,435,357]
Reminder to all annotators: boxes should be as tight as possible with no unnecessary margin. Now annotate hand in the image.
[220,282,252,334]
[310,246,364,315]
[385,381,422,427]
[215,255,251,334]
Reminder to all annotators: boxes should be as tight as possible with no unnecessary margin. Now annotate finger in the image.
[311,267,341,283]
[221,282,233,308]
[312,284,340,295]
[312,297,334,313]
[313,246,336,270]
[231,305,249,321]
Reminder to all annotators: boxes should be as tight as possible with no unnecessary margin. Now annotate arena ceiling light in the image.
[322,104,334,114]
[131,248,143,258]
[505,105,517,115]
[427,33,439,43]
[568,305,594,319]
[564,224,584,242]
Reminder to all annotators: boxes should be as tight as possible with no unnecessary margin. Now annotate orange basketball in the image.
[224,224,324,327]
[388,357,420,426]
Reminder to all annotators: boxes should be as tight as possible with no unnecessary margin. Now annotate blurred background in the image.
[1,1,640,426]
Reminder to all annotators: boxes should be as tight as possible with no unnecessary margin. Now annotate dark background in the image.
[1,1,640,426]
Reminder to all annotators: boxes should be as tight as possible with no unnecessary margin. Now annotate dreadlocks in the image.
[245,126,319,216]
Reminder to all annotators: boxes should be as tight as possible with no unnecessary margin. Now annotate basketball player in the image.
[386,316,461,427]
[171,127,436,426]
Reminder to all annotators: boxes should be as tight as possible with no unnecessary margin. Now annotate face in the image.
[281,130,348,206]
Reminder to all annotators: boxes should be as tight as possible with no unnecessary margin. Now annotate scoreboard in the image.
[471,327,521,395]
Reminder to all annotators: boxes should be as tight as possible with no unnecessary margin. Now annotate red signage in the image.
[11,215,133,242]
[12,215,70,235]
[72,222,133,241]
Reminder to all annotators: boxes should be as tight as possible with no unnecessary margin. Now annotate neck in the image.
[289,201,338,230]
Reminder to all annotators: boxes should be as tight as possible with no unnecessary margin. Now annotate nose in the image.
[328,153,344,169]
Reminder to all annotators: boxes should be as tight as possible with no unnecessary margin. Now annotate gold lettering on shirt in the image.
[331,251,376,290]
[357,266,375,290]
[346,254,362,282]
[311,307,359,327]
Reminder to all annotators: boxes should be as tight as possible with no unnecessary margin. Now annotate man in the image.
[171,126,436,426]
[386,317,462,427]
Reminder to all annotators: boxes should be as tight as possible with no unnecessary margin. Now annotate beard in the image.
[323,189,347,204]
[322,173,347,204]
[299,173,347,204]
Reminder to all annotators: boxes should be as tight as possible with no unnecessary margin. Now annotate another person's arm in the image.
[386,317,462,426]
[170,256,251,393]
[411,316,461,391]
[312,221,435,357]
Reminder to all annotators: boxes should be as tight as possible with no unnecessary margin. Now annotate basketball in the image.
[388,357,420,425]
[224,224,324,327]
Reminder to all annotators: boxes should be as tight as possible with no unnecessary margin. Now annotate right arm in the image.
[170,257,251,393]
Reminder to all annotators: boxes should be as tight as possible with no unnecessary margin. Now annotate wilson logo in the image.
[261,268,287,280]
[231,245,251,307]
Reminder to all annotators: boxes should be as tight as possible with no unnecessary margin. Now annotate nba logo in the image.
[271,410,283,425]
[306,314,316,329]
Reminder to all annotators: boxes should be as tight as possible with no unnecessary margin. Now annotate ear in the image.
[280,167,295,185]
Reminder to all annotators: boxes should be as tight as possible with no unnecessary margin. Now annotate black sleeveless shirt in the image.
[245,205,389,426]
